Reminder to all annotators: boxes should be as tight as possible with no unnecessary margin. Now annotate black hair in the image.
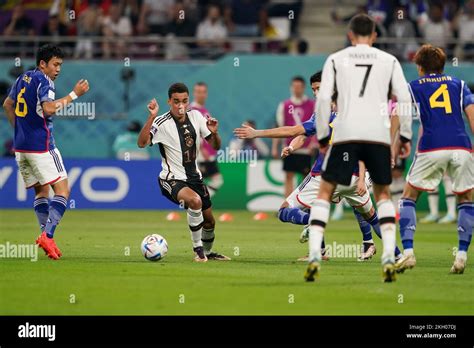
[292,76,305,84]
[310,71,322,84]
[168,82,189,98]
[349,14,375,37]
[194,81,207,88]
[36,44,64,67]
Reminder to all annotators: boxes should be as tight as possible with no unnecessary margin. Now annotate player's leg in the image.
[33,184,50,232]
[201,206,231,261]
[284,171,295,198]
[331,201,344,221]
[448,151,474,273]
[439,175,456,223]
[176,186,207,262]
[420,188,440,223]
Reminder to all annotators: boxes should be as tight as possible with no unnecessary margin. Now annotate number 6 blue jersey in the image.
[408,73,474,152]
[7,68,56,153]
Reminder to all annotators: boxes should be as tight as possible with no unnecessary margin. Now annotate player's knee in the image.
[187,195,202,210]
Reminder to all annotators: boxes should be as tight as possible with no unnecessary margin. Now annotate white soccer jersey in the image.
[150,109,212,182]
[316,44,412,145]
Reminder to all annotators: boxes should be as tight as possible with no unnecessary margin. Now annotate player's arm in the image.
[137,98,159,148]
[356,161,367,196]
[234,124,305,139]
[205,116,221,150]
[462,83,474,134]
[465,104,474,134]
[42,79,89,116]
[315,56,335,147]
[281,134,307,158]
[2,96,15,127]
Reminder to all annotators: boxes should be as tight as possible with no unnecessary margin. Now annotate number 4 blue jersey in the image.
[408,74,474,152]
[8,68,56,153]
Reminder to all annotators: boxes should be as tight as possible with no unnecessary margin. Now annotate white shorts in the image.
[15,148,68,189]
[406,149,474,194]
[286,173,373,214]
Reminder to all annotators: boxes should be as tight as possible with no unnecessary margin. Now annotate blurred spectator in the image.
[225,0,266,36]
[196,4,228,58]
[164,1,197,60]
[229,120,270,159]
[74,3,103,59]
[266,0,303,37]
[102,3,132,58]
[366,0,393,28]
[120,0,141,31]
[419,3,452,52]
[40,15,69,46]
[137,0,175,35]
[113,121,150,160]
[3,3,35,37]
[388,6,418,61]
[455,0,474,60]
[398,0,428,36]
[296,39,308,54]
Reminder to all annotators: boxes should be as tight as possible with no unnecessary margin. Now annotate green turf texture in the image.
[0,209,472,315]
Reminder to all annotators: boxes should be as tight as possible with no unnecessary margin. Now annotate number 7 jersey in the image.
[408,73,474,152]
[8,69,56,153]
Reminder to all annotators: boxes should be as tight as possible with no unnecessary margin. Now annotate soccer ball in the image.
[141,234,168,261]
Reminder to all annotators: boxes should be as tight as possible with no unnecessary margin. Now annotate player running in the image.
[137,83,230,262]
[396,44,474,274]
[307,14,412,282]
[234,71,402,262]
[2,44,90,260]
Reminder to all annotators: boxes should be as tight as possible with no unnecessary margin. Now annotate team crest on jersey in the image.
[185,136,194,147]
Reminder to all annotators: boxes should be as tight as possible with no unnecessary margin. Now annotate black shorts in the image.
[283,154,312,175]
[198,160,220,178]
[321,142,392,186]
[159,178,212,210]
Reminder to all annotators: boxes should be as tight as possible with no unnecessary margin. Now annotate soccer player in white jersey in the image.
[3,44,89,260]
[137,83,230,262]
[306,14,412,282]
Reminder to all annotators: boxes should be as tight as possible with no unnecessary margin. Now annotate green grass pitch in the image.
[0,209,472,315]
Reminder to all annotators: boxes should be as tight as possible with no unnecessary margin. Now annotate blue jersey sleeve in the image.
[37,76,55,103]
[302,113,316,136]
[462,82,474,109]
[7,77,20,102]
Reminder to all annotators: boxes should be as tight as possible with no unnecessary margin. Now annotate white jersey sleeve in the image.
[390,60,412,141]
[192,109,212,139]
[316,54,336,142]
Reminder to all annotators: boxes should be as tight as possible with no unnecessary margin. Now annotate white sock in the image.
[443,177,456,217]
[309,199,330,262]
[377,199,397,264]
[187,208,203,248]
[202,227,215,254]
[404,248,414,256]
[428,191,439,216]
[456,250,467,261]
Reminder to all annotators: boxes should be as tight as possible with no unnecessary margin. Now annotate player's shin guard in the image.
[34,197,49,232]
[457,203,474,256]
[309,199,330,263]
[187,208,204,248]
[44,196,68,238]
[202,227,215,254]
[399,198,416,254]
[352,208,372,242]
[278,207,309,225]
[377,200,396,264]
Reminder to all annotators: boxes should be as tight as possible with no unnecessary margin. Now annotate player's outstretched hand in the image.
[73,79,90,97]
[281,146,292,159]
[398,141,411,159]
[147,98,159,117]
[356,178,367,196]
[206,116,219,134]
[233,124,256,139]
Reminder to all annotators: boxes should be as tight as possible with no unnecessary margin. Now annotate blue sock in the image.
[457,203,474,252]
[34,197,49,231]
[278,207,309,225]
[44,195,68,238]
[399,198,417,250]
[352,208,372,242]
[366,211,382,239]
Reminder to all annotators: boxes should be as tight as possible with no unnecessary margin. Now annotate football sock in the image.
[457,203,474,253]
[278,207,309,225]
[187,208,204,248]
[427,191,439,216]
[352,208,372,243]
[399,198,416,252]
[34,197,49,232]
[377,199,396,264]
[309,199,330,262]
[44,195,68,238]
[443,177,456,217]
[202,227,215,254]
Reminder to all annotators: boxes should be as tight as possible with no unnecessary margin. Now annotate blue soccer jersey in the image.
[409,74,474,152]
[302,112,359,175]
[8,69,56,152]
